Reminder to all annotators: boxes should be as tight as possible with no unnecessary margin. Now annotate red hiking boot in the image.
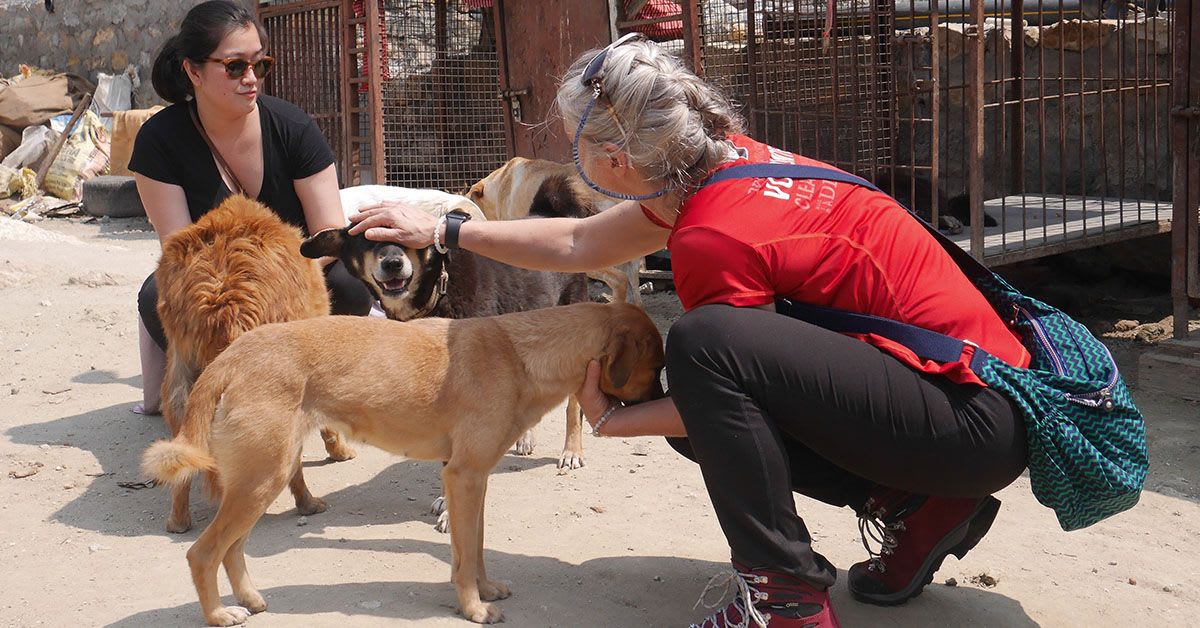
[848,490,1001,605]
[689,562,841,628]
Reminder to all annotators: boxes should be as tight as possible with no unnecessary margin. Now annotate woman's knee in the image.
[665,304,740,372]
[324,262,373,316]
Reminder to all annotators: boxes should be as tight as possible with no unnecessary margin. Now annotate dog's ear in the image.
[300,228,347,259]
[600,326,639,390]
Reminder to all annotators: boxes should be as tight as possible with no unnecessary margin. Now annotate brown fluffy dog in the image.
[466,156,640,304]
[154,194,355,533]
[141,302,665,625]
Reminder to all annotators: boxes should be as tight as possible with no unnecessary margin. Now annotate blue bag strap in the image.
[702,163,995,374]
[775,299,992,373]
[702,164,998,284]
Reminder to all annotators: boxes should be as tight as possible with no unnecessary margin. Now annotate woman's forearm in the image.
[456,199,668,272]
[597,397,687,438]
[456,217,591,272]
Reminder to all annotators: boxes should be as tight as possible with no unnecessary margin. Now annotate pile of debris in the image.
[0,64,159,222]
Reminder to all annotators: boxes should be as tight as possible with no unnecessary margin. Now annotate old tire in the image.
[82,175,145,218]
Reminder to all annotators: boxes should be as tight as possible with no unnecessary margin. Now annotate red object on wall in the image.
[353,0,390,92]
[625,0,683,41]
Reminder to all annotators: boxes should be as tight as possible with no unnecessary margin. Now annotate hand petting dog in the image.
[348,201,439,248]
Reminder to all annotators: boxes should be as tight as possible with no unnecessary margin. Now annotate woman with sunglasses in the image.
[351,35,1029,628]
[128,0,371,415]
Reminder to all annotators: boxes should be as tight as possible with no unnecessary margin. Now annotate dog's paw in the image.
[166,516,192,534]
[430,495,446,515]
[557,449,584,472]
[296,495,328,516]
[326,446,357,462]
[513,431,536,456]
[460,602,504,624]
[206,605,251,626]
[235,590,267,614]
[478,579,511,601]
[434,510,450,534]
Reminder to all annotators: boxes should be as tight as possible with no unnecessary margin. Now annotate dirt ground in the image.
[1,214,1197,627]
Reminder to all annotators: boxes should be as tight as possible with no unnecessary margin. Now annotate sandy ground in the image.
[1,214,1198,628]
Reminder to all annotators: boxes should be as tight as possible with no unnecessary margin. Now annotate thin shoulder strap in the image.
[700,163,995,283]
[189,100,246,196]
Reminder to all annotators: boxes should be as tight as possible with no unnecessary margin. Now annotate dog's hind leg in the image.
[222,533,266,615]
[188,475,288,626]
[188,444,293,626]
[443,462,505,623]
[162,350,198,533]
[287,453,327,515]
[167,482,193,534]
[557,395,584,471]
[319,426,356,462]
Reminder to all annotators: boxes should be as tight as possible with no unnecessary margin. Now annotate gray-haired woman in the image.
[351,35,1028,628]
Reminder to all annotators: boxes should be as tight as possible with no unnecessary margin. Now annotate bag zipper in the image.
[1016,304,1119,411]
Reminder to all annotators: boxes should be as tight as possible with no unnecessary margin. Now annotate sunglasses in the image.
[206,55,275,80]
[579,32,643,90]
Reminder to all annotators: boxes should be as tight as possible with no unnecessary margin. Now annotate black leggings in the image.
[664,304,1027,588]
[138,260,373,350]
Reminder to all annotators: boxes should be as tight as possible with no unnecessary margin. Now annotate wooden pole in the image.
[35,92,94,192]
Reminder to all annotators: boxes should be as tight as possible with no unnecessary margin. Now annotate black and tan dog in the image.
[304,182,595,531]
[141,303,665,626]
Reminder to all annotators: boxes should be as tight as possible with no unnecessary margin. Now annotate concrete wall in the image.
[0,0,256,107]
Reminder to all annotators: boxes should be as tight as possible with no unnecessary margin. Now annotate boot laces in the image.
[689,568,771,628]
[858,509,906,574]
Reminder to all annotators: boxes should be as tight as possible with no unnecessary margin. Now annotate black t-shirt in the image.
[128,95,335,234]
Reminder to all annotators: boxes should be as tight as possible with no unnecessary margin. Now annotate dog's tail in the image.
[140,363,231,492]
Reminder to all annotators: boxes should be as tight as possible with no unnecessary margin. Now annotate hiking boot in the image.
[848,490,1002,605]
[689,561,841,628]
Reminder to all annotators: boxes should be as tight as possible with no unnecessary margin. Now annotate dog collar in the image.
[408,258,450,319]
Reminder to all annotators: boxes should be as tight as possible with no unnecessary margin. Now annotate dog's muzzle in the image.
[375,255,412,293]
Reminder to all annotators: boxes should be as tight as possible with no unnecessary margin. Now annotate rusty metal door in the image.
[1173,0,1199,337]
[494,0,613,161]
[260,0,355,184]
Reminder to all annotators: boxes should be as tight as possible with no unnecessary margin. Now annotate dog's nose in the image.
[381,256,406,274]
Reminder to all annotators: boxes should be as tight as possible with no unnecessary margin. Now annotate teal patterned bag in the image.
[703,164,1149,531]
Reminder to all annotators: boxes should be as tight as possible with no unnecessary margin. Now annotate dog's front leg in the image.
[320,426,356,461]
[513,428,536,456]
[443,463,506,623]
[558,395,584,471]
[473,480,509,603]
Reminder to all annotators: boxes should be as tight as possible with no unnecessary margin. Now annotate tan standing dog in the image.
[141,302,664,625]
[465,157,640,304]
[154,195,355,533]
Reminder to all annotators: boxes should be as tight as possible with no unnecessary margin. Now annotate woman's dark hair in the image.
[151,0,268,103]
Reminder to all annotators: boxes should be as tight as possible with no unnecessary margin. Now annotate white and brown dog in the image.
[465,157,641,304]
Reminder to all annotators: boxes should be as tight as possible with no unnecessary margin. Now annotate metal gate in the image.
[374,0,509,191]
[260,0,365,185]
[1172,0,1198,337]
[661,1,1179,266]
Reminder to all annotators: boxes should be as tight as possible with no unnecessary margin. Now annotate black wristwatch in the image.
[444,210,472,250]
